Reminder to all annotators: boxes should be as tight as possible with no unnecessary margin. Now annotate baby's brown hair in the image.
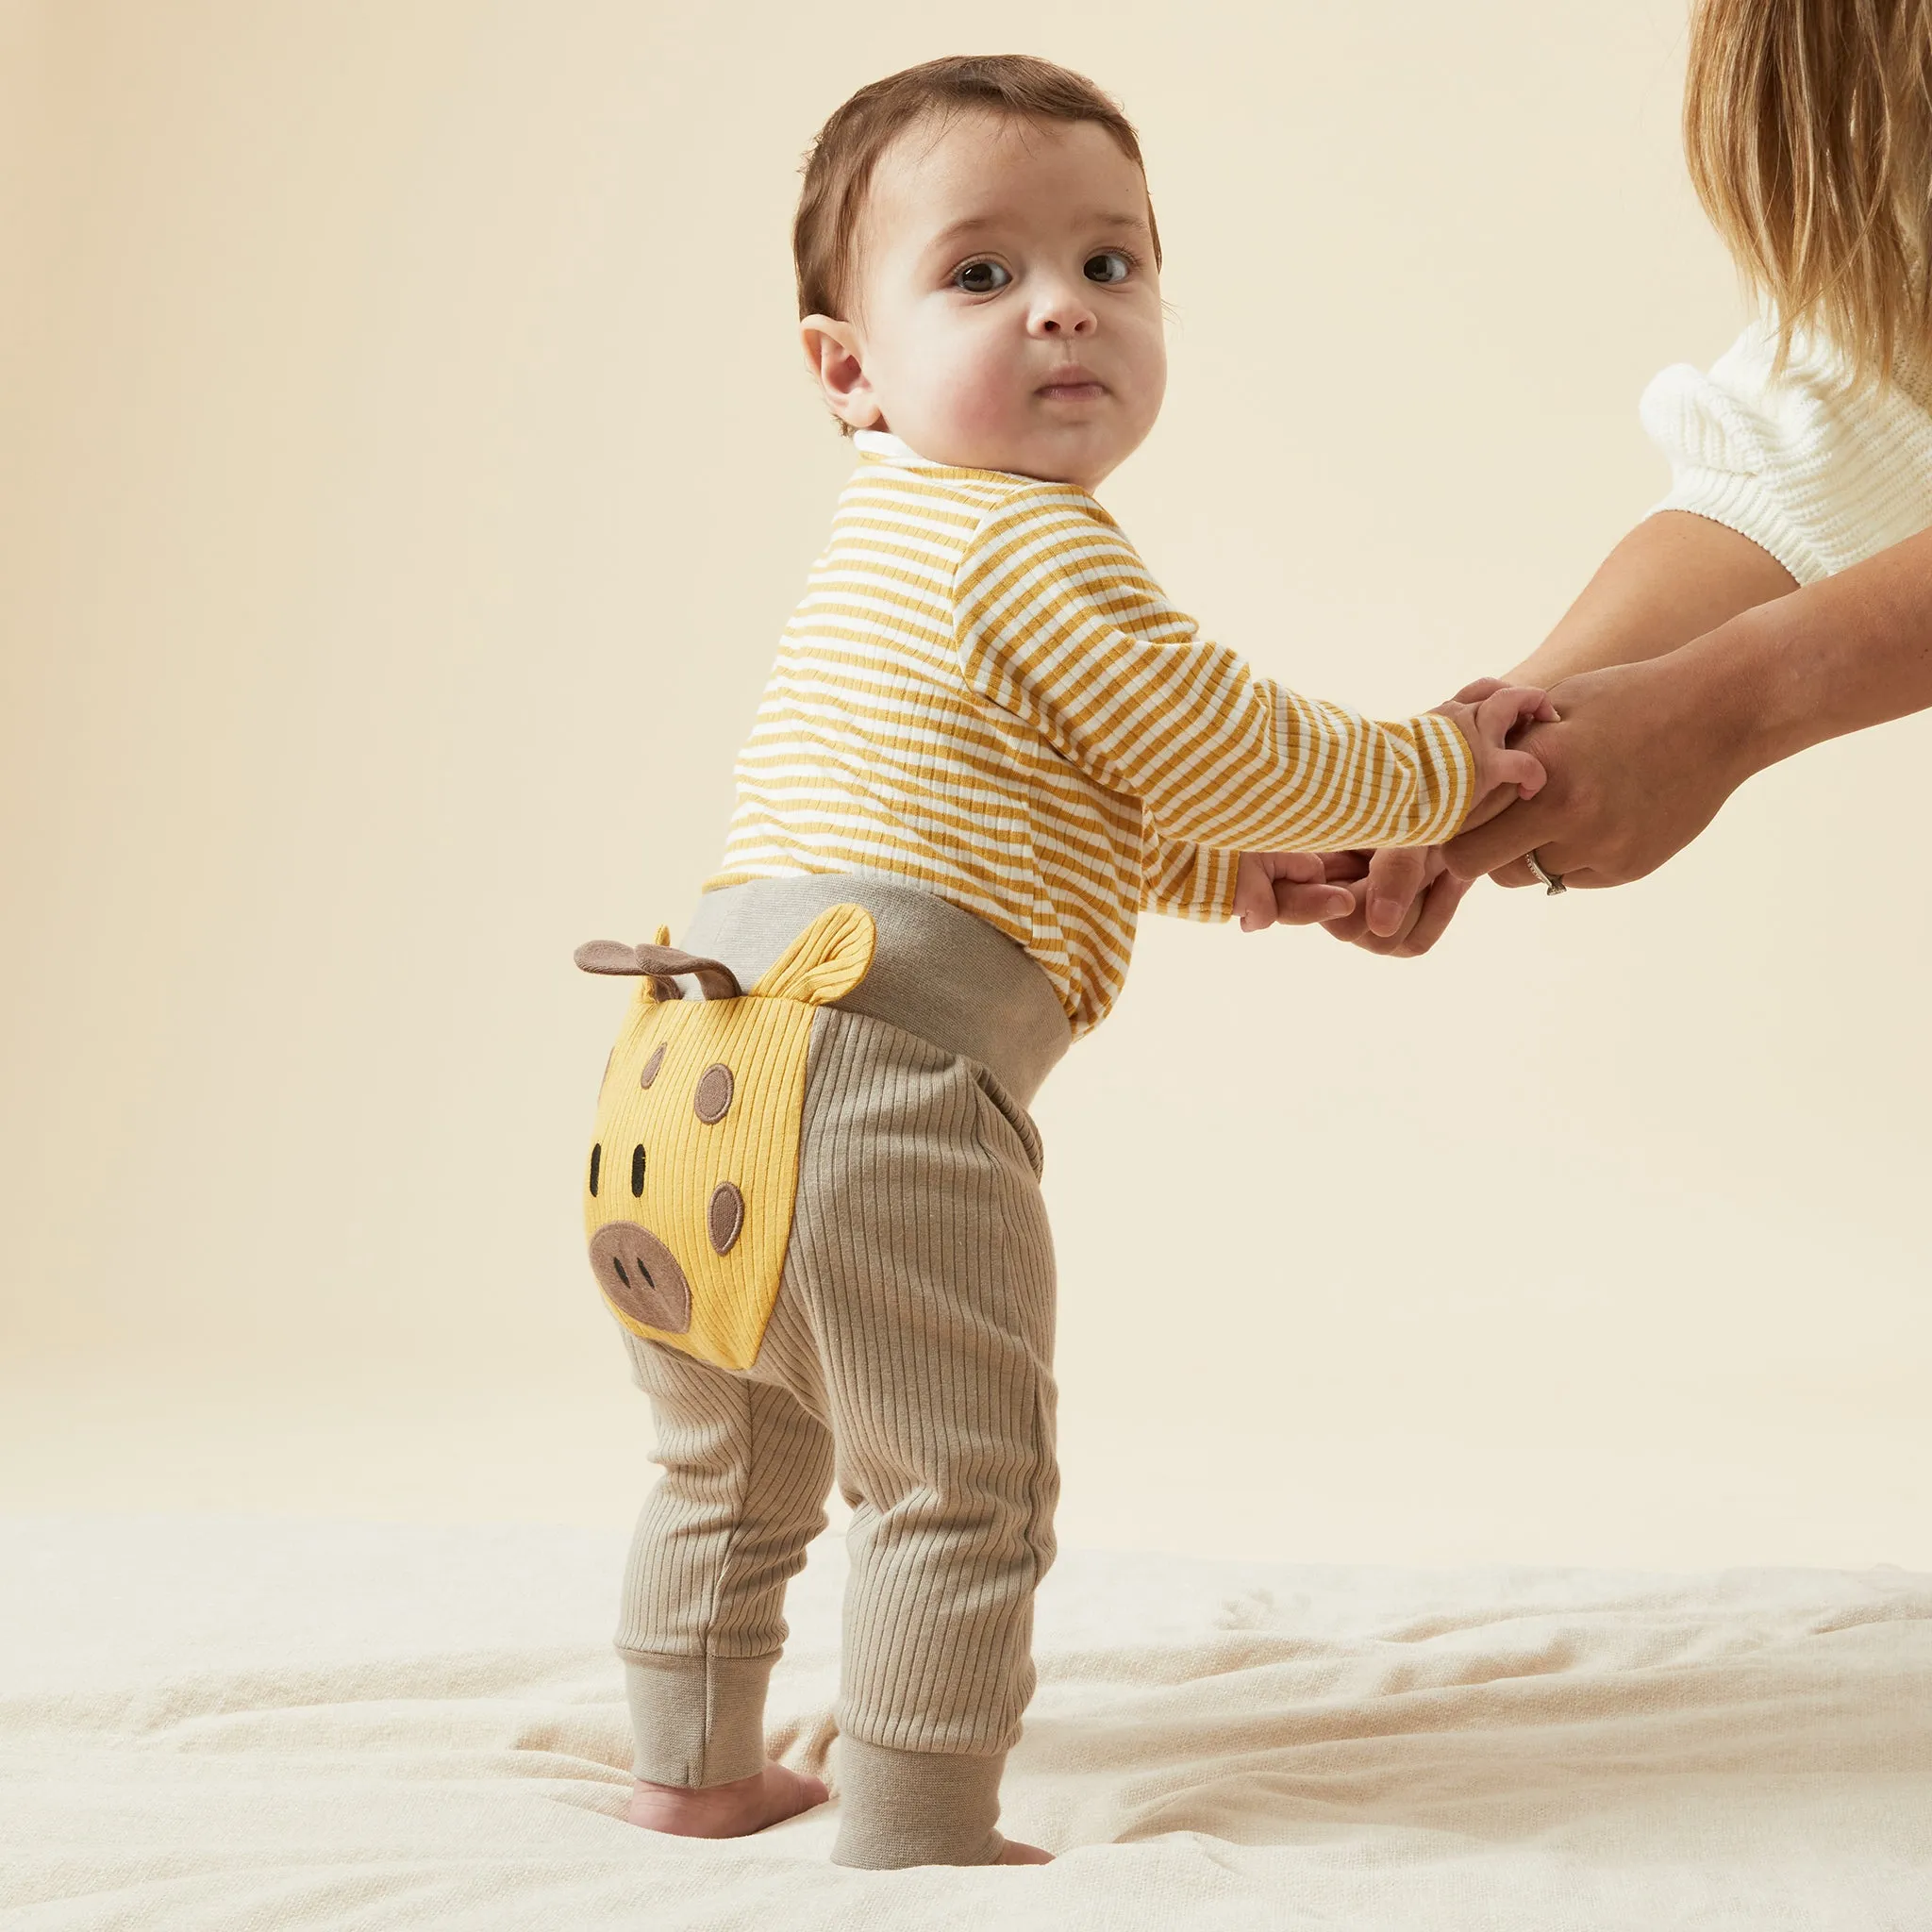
[792,54,1161,324]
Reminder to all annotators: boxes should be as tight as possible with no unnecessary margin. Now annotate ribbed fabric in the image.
[681,871,1070,1109]
[710,429,1473,1038]
[1641,321,1932,585]
[616,1001,1057,1868]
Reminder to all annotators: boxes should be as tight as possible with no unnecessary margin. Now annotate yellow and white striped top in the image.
[709,431,1473,1038]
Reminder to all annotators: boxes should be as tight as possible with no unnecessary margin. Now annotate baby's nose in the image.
[1031,289,1096,336]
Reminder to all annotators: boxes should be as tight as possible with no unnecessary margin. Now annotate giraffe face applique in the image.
[576,905,875,1372]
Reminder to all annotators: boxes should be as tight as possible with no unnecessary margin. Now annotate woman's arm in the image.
[1324,510,1797,952]
[1445,518,1932,886]
[1507,510,1796,686]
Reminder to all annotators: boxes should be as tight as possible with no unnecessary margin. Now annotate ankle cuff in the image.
[831,1737,1007,1868]
[623,1651,774,1788]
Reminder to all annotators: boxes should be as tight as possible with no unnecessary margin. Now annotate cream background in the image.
[3,0,1927,1568]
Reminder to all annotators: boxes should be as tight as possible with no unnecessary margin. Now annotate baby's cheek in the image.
[954,359,1029,437]
[903,322,1028,445]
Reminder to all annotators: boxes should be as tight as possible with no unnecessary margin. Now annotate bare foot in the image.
[997,1839,1054,1864]
[627,1762,828,1839]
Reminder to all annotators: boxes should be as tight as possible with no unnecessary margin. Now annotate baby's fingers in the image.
[1474,684,1557,739]
[1273,878,1357,924]
[1488,746,1547,800]
[1264,851,1330,886]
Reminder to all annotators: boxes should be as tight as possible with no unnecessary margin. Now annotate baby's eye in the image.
[1084,250,1133,285]
[954,259,1011,294]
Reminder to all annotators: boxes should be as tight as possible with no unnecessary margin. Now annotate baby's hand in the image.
[1431,680,1557,808]
[1233,851,1364,931]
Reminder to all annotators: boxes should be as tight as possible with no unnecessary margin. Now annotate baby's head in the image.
[794,56,1166,495]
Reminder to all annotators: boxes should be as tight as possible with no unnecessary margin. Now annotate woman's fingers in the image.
[1318,844,1477,956]
[1444,792,1556,878]
[1386,868,1474,956]
[1324,885,1427,954]
[1363,847,1431,937]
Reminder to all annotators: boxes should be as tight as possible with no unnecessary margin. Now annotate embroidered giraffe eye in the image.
[630,1144,646,1195]
[588,1143,601,1196]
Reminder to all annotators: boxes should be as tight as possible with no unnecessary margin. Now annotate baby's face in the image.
[806,111,1166,493]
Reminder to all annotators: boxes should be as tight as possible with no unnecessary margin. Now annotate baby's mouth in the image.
[1037,367,1108,401]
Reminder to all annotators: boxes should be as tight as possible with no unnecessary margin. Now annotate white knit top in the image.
[1640,321,1932,583]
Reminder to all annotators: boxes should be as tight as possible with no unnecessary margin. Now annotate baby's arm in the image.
[956,491,1540,884]
[1234,684,1553,932]
[1148,836,1359,929]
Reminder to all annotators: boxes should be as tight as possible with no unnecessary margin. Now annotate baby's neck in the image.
[861,424,1109,497]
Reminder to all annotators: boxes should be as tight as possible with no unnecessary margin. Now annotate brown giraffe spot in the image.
[693,1063,734,1124]
[708,1182,744,1256]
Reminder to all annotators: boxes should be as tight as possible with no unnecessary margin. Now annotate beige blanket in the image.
[3,1516,1927,1928]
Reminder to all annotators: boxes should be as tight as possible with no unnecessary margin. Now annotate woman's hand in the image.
[1313,675,1519,958]
[1316,845,1476,956]
[1442,652,1760,887]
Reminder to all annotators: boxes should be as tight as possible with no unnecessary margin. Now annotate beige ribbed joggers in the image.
[612,874,1068,1869]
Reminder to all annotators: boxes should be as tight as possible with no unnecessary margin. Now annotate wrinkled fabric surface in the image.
[3,1516,1928,1930]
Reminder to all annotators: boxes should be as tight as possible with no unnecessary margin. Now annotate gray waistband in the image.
[679,874,1071,1108]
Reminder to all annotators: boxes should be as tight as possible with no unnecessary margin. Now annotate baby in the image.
[576,54,1549,1870]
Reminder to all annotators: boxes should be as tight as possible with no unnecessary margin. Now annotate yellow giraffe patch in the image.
[575,905,874,1371]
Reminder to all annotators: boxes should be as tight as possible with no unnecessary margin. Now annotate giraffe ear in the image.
[575,925,733,1003]
[642,927,679,1003]
[754,904,875,1006]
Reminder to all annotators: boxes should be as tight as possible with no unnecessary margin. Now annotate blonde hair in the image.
[1684,0,1932,383]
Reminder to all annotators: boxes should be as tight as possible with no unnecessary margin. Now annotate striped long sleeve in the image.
[710,436,1473,1037]
[953,488,1473,867]
[1141,834,1240,922]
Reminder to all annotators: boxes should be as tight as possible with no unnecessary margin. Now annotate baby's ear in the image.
[800,315,882,431]
[755,904,875,1006]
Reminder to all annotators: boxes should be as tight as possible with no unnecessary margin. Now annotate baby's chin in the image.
[915,406,1143,491]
